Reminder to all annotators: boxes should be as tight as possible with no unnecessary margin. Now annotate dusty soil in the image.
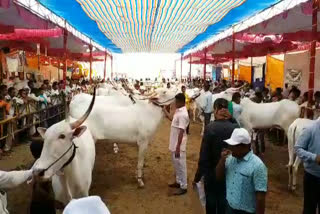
[1,120,303,214]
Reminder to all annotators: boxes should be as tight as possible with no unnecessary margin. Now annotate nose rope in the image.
[39,141,77,176]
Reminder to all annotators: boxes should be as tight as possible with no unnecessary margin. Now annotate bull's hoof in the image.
[137,178,145,188]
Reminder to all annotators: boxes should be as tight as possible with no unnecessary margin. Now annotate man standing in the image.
[295,119,320,214]
[163,93,190,196]
[181,85,191,134]
[216,128,268,214]
[202,83,212,127]
[194,98,239,214]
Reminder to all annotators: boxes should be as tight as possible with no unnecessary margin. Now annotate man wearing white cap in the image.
[63,196,110,214]
[216,128,267,214]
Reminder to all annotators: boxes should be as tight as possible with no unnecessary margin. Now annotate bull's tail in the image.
[287,121,298,168]
[287,121,298,190]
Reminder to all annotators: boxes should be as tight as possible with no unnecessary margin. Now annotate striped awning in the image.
[37,0,280,53]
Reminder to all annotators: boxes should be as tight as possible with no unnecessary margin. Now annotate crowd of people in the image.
[164,79,320,214]
[0,77,98,157]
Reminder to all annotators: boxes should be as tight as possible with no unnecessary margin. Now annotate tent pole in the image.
[63,29,68,89]
[189,54,192,80]
[89,44,93,82]
[58,61,60,81]
[111,55,113,80]
[307,0,318,118]
[308,0,318,103]
[180,54,183,81]
[104,51,107,81]
[204,48,207,80]
[232,30,235,85]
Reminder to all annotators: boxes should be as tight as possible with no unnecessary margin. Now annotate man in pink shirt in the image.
[163,93,190,196]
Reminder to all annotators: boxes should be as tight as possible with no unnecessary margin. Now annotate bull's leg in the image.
[292,157,301,191]
[137,140,148,188]
[288,164,293,191]
[192,104,197,122]
[287,154,294,191]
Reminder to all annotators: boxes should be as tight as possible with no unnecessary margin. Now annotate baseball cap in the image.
[224,128,251,146]
[63,196,110,214]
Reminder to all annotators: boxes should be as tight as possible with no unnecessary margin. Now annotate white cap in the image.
[63,196,110,214]
[224,128,251,146]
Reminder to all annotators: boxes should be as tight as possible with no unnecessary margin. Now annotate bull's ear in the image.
[72,126,87,138]
[37,127,47,138]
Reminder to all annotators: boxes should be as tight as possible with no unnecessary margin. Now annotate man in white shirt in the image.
[202,83,212,127]
[163,93,190,196]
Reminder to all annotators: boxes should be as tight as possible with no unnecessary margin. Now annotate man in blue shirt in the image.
[202,83,213,127]
[216,128,267,214]
[295,119,320,214]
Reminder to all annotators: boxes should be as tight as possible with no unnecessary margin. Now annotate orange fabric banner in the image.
[26,56,39,70]
[239,65,252,83]
[266,55,284,91]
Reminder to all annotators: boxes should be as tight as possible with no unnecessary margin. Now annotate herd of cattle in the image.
[31,81,312,207]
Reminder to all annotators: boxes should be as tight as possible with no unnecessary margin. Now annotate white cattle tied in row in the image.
[70,89,178,187]
[239,98,300,136]
[287,118,314,191]
[34,91,96,205]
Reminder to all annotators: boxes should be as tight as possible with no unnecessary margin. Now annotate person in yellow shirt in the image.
[181,86,190,134]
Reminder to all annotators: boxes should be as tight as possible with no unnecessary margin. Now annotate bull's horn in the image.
[70,87,96,130]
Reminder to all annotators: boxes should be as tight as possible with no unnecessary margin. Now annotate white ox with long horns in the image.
[69,89,178,187]
[33,89,97,205]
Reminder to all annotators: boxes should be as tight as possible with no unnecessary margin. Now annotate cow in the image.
[33,89,96,205]
[287,118,315,191]
[69,89,178,187]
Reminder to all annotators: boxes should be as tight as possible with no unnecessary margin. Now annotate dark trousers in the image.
[303,171,320,214]
[204,113,211,127]
[204,180,226,214]
[226,203,254,214]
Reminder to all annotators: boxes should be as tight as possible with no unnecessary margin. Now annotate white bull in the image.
[287,118,314,191]
[34,91,96,205]
[69,89,177,187]
[239,98,300,135]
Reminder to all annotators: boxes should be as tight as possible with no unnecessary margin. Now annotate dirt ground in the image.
[1,119,303,214]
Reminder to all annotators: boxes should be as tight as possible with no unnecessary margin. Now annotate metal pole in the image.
[58,61,60,81]
[232,31,235,85]
[111,55,113,79]
[180,54,183,81]
[189,54,192,80]
[63,29,68,89]
[38,55,40,72]
[308,0,318,104]
[307,0,318,118]
[104,51,107,81]
[204,49,207,80]
[89,44,93,81]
